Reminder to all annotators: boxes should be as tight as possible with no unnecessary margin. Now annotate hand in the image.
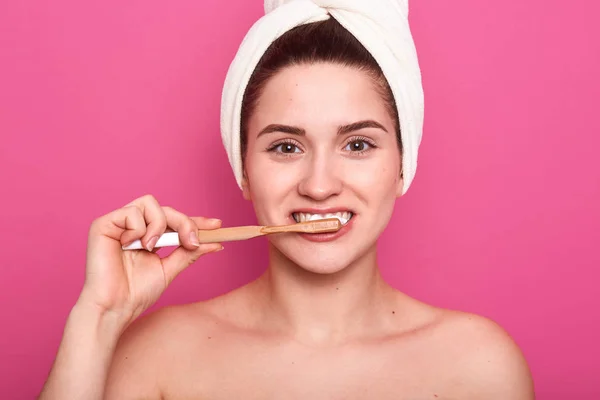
[78,194,222,331]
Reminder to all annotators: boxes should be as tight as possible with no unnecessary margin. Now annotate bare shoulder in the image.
[105,305,207,399]
[434,309,536,399]
[104,283,254,399]
[104,300,223,399]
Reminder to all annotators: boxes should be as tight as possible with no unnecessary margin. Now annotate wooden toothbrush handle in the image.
[196,226,265,243]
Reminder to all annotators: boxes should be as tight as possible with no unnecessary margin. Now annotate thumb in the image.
[161,243,223,285]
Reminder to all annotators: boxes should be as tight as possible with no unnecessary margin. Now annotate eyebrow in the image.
[337,120,388,135]
[257,124,305,137]
[256,119,388,138]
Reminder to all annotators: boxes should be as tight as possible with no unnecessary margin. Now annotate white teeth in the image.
[292,211,353,225]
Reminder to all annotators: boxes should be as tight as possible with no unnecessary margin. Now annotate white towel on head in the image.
[220,0,424,195]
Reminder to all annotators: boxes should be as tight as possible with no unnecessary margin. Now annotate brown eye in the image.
[351,141,365,151]
[346,140,370,152]
[281,143,297,153]
[270,142,301,154]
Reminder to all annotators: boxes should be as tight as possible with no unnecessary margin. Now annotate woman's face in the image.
[243,63,403,274]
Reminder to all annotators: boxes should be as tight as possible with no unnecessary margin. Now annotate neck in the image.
[254,243,395,345]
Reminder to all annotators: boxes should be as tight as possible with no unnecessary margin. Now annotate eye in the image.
[267,140,302,155]
[344,137,375,153]
[277,143,301,153]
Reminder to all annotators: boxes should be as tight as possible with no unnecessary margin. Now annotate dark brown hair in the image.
[240,17,401,161]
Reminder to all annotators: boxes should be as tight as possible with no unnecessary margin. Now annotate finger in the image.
[161,243,223,285]
[125,195,167,251]
[190,216,222,230]
[162,207,213,250]
[92,205,147,246]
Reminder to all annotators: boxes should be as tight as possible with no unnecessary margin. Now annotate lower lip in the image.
[295,216,355,242]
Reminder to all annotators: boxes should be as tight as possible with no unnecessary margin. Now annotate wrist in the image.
[69,298,128,344]
[39,298,127,399]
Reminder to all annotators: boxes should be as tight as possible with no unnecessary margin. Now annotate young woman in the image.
[40,16,534,400]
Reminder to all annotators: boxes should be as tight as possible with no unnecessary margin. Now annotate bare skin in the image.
[107,270,534,399]
[40,64,534,399]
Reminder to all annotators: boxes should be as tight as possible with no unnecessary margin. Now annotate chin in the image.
[269,235,375,275]
[290,254,351,275]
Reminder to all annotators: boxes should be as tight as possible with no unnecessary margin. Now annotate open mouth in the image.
[292,211,354,225]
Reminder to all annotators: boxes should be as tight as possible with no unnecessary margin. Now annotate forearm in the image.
[39,301,125,400]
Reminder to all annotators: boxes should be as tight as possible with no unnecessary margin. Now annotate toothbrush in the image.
[122,218,343,250]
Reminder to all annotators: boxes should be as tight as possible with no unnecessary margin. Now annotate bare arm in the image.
[38,195,223,399]
[457,314,536,400]
[479,334,536,400]
[38,302,124,399]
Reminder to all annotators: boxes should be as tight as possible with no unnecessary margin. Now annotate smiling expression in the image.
[242,63,403,274]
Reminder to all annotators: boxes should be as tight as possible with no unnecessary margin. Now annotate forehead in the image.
[250,63,393,133]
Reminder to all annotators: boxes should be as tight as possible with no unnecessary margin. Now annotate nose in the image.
[297,150,343,201]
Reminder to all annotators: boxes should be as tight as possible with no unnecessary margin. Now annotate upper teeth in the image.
[293,212,353,225]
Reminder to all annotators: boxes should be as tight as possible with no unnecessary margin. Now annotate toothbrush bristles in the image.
[303,218,343,233]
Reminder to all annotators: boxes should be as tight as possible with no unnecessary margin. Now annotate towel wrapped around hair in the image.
[221,0,424,194]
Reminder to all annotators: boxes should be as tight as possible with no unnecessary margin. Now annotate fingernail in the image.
[208,218,222,225]
[190,231,200,247]
[146,236,159,252]
[209,245,224,253]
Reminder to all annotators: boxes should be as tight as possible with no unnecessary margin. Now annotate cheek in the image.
[245,155,298,217]
[346,154,399,196]
[248,158,293,192]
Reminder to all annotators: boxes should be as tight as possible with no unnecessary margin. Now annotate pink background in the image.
[1,0,599,398]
